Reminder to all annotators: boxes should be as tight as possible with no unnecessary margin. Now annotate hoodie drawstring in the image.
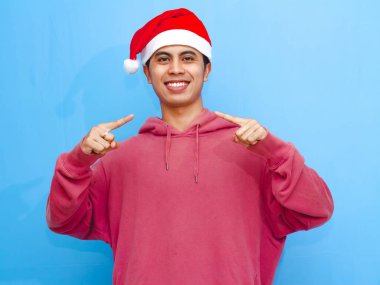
[165,124,171,170]
[164,124,200,184]
[194,124,200,183]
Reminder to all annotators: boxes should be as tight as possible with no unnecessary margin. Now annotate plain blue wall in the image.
[1,0,379,284]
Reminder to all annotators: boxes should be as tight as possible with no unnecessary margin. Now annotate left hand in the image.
[214,111,268,147]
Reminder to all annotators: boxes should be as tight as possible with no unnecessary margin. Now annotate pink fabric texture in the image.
[47,108,334,285]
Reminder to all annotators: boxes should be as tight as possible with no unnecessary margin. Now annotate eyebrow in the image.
[153,50,198,58]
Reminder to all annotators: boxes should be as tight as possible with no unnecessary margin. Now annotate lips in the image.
[164,80,190,92]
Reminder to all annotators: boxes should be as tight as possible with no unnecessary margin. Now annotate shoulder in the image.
[206,127,268,163]
[101,133,155,161]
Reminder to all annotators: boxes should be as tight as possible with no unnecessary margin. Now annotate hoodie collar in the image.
[138,108,237,136]
[138,108,237,183]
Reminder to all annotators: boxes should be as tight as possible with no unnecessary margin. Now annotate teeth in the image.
[167,82,187,87]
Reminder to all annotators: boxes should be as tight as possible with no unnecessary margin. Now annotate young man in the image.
[47,8,334,285]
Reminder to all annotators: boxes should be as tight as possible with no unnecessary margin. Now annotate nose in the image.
[168,58,185,74]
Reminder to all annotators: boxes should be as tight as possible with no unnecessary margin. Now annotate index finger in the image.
[101,114,134,131]
[214,111,247,126]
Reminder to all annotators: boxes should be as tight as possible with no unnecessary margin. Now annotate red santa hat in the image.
[124,8,212,74]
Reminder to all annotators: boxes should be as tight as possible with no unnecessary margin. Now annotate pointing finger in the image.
[214,111,247,126]
[101,114,134,131]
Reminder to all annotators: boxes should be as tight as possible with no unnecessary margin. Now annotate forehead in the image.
[153,45,202,56]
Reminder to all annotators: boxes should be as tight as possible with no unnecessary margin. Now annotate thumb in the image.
[110,140,119,149]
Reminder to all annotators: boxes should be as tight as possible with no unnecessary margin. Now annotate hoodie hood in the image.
[138,108,238,183]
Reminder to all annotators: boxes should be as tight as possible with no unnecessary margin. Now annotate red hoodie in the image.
[47,108,333,285]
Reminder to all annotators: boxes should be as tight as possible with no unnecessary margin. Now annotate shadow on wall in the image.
[56,45,159,143]
[0,178,113,284]
[273,217,335,284]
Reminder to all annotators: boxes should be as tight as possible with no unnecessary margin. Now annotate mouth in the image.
[164,80,190,92]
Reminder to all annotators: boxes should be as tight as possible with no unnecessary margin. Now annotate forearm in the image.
[46,144,105,239]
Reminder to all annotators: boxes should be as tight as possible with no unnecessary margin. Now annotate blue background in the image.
[1,0,379,284]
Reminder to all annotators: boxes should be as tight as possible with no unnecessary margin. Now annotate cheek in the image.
[190,67,205,82]
[149,66,166,81]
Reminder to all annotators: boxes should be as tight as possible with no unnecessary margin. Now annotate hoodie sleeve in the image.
[46,143,110,243]
[248,132,334,239]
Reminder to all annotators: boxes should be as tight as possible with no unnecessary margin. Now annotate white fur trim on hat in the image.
[123,59,140,74]
[140,29,212,65]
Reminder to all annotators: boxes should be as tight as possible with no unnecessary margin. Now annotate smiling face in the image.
[143,45,211,111]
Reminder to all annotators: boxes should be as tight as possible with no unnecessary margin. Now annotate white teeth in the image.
[167,82,187,87]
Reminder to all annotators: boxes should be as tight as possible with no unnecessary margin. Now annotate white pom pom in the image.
[124,59,139,74]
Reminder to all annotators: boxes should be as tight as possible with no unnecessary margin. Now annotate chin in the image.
[161,97,200,108]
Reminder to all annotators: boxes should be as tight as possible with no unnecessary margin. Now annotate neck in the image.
[160,101,204,132]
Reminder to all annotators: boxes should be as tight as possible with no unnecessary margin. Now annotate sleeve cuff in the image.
[61,140,104,176]
[247,131,294,167]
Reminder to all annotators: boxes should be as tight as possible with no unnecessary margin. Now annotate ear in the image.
[203,63,211,82]
[143,65,152,84]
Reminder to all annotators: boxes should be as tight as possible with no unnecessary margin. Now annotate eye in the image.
[157,57,169,63]
[183,56,194,62]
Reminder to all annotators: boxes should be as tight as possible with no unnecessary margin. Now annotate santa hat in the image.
[124,8,212,74]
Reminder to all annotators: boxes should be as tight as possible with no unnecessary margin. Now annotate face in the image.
[143,45,211,110]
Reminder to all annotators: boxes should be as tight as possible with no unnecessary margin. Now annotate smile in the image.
[164,80,190,92]
[167,82,188,87]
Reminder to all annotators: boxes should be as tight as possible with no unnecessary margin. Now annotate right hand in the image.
[81,114,134,155]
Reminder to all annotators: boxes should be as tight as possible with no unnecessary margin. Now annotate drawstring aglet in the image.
[166,162,169,170]
[195,175,199,183]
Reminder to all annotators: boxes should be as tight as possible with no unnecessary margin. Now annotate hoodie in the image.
[47,108,334,285]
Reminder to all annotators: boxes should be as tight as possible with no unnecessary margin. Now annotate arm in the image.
[251,132,334,238]
[46,114,134,242]
[214,111,334,238]
[46,144,110,241]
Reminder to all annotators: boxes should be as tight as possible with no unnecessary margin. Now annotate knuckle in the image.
[247,136,256,143]
[85,135,94,143]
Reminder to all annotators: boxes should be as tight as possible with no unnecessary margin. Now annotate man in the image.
[47,8,334,285]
